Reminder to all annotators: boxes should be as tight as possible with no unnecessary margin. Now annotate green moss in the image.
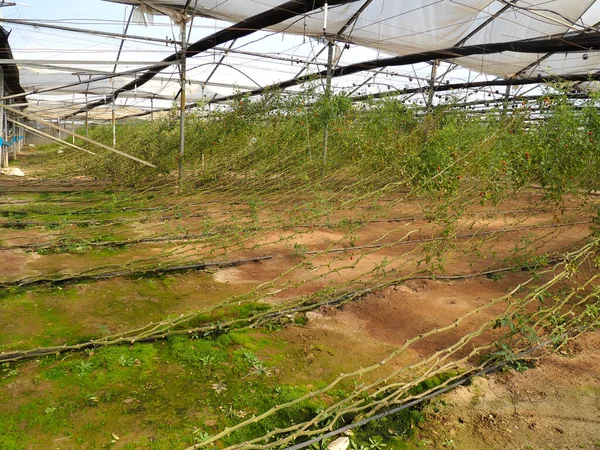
[169,335,228,366]
[229,329,273,350]
[408,371,459,396]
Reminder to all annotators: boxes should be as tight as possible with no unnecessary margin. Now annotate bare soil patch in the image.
[413,331,600,450]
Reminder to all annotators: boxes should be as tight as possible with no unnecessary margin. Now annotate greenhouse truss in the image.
[1,0,600,164]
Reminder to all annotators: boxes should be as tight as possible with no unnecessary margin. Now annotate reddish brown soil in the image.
[1,184,598,449]
[414,331,600,450]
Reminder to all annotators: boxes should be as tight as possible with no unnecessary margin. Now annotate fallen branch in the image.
[306,220,592,255]
[281,334,573,450]
[0,255,568,364]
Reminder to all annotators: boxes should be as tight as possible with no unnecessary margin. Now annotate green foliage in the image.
[54,90,600,203]
[532,93,600,196]
[5,88,600,450]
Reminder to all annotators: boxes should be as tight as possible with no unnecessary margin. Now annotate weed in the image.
[117,354,135,367]
[84,393,99,406]
[193,430,212,443]
[366,436,388,450]
[293,242,308,258]
[211,382,228,394]
[241,351,261,366]
[75,360,94,376]
[2,363,18,378]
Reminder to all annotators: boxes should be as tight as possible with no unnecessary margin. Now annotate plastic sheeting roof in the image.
[20,67,214,102]
[107,0,600,78]
[4,0,600,122]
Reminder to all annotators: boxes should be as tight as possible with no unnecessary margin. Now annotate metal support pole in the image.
[503,83,511,114]
[85,92,89,137]
[12,123,18,160]
[427,60,438,112]
[150,97,154,122]
[322,2,332,171]
[16,126,21,157]
[322,38,334,168]
[112,107,116,147]
[0,67,5,169]
[111,79,116,148]
[178,19,187,189]
[3,102,8,166]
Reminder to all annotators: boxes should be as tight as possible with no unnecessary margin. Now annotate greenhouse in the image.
[0,1,599,449]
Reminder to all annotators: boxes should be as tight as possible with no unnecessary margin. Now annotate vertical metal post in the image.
[15,126,20,158]
[3,102,8,167]
[150,96,154,122]
[12,123,18,160]
[427,60,438,112]
[503,83,511,114]
[111,78,116,148]
[178,19,187,190]
[72,119,76,144]
[112,108,116,148]
[85,92,89,137]
[0,67,5,169]
[322,39,334,168]
[322,2,332,171]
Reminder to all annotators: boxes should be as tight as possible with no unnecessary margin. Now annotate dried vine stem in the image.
[305,220,592,255]
[186,239,599,450]
[0,248,581,365]
[280,326,597,450]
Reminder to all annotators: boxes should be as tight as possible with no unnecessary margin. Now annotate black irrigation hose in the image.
[0,219,584,291]
[0,255,273,289]
[249,258,563,328]
[0,232,212,251]
[0,211,211,228]
[0,257,565,364]
[289,207,583,227]
[282,336,566,450]
[0,209,589,251]
[0,206,165,217]
[0,183,112,194]
[0,217,131,228]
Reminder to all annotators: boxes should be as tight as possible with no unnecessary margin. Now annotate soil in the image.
[0,178,111,192]
[1,172,599,450]
[414,331,600,450]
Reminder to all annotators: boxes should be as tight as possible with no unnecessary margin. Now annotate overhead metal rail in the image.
[65,0,361,118]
